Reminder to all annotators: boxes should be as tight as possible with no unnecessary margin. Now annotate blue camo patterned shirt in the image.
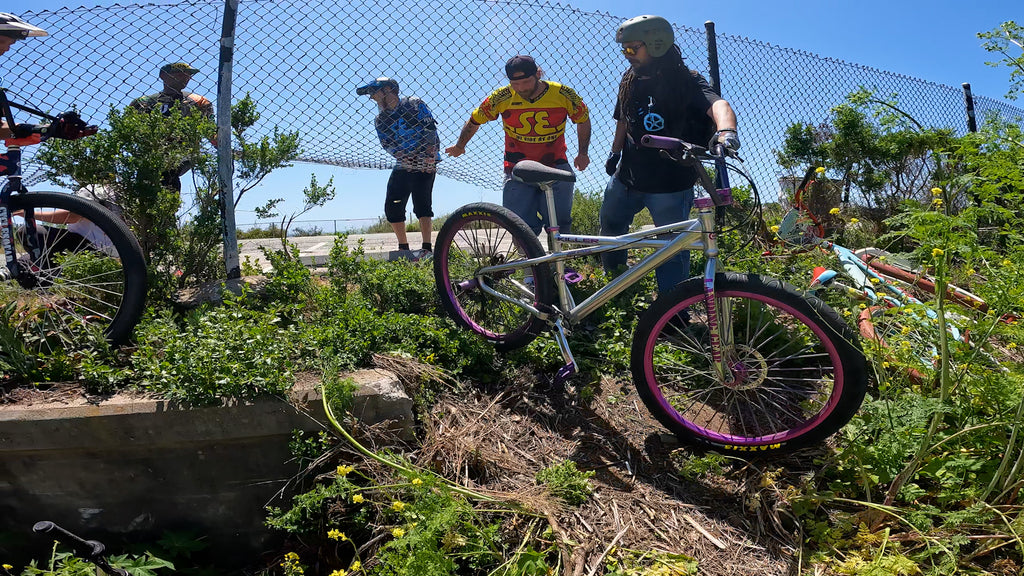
[375,96,441,171]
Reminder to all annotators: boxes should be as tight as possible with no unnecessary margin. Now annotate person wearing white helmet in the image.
[601,14,738,295]
[0,13,47,140]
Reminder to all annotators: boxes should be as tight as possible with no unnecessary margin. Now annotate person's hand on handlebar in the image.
[711,129,740,154]
[43,111,98,141]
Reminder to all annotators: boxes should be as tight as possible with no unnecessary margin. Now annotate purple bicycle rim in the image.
[440,215,526,341]
[643,289,845,446]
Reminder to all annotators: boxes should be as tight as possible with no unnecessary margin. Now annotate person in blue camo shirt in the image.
[357,76,441,258]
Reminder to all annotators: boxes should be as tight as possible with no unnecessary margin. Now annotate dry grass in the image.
[357,355,815,576]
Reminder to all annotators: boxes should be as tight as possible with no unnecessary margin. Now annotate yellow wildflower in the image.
[352,494,365,503]
[870,277,879,284]
[850,218,860,224]
[770,225,780,233]
[815,166,826,174]
[2,565,12,571]
[285,553,300,561]
[966,268,976,276]
[327,529,347,541]
[931,187,943,195]
[1004,259,1013,266]
[932,198,943,207]
[882,362,890,368]
[336,465,354,477]
[392,528,406,538]
[932,248,944,258]
[411,478,424,486]
[858,303,866,309]
[843,310,852,317]
[329,570,347,576]
[351,561,362,571]
[901,326,912,335]
[391,501,406,512]
[829,207,840,215]
[1009,342,1018,349]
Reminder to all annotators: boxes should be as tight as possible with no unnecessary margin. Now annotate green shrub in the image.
[535,460,594,506]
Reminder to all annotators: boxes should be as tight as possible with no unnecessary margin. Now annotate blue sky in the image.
[6,0,1019,233]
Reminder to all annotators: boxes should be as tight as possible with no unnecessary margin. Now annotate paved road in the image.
[239,232,403,270]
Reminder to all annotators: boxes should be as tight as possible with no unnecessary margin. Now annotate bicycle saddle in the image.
[511,160,576,185]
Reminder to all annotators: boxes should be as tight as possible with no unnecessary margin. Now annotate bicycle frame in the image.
[0,86,55,278]
[477,146,738,384]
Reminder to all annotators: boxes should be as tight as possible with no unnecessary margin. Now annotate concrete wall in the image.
[0,370,412,568]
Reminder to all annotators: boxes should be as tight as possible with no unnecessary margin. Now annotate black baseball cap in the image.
[505,55,538,80]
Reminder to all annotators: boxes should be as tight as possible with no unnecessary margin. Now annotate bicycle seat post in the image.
[540,181,576,311]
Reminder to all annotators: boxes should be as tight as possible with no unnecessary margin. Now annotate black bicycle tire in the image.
[8,191,147,345]
[631,272,868,453]
[433,202,553,351]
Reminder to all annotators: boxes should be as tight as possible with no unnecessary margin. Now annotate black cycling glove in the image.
[712,129,741,153]
[605,151,621,176]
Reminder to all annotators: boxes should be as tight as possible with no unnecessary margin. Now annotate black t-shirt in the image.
[614,68,721,193]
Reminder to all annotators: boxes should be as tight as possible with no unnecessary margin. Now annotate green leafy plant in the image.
[535,460,595,507]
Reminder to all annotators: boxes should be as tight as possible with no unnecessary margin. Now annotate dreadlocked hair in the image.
[617,44,691,118]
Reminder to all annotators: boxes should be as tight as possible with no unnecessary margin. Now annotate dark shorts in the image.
[385,168,435,223]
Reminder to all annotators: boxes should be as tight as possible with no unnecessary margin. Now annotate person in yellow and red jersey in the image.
[130,61,214,192]
[446,55,591,235]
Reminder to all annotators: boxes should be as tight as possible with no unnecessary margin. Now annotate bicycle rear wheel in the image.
[4,192,147,350]
[631,272,868,453]
[433,203,553,351]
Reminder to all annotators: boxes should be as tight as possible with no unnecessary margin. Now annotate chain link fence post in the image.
[704,21,721,96]
[218,0,240,279]
[962,82,978,133]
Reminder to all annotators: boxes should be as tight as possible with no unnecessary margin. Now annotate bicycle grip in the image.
[639,134,683,150]
[33,520,106,557]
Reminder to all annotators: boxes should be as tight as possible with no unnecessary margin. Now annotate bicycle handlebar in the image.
[33,521,129,576]
[1,87,97,143]
[33,520,106,557]
[639,135,734,206]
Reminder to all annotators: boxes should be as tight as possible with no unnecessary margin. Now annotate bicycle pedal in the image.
[563,271,583,284]
[554,363,577,385]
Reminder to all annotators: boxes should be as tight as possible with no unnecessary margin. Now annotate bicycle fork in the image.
[695,196,737,386]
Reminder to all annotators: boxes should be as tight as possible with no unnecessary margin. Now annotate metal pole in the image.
[962,83,977,133]
[704,21,721,96]
[218,0,241,279]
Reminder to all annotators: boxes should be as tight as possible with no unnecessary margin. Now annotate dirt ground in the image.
[373,354,825,576]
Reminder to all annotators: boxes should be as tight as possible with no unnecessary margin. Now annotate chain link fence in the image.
[8,0,1024,209]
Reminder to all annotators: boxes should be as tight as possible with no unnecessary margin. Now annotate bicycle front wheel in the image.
[631,272,868,453]
[5,192,147,350]
[434,203,553,351]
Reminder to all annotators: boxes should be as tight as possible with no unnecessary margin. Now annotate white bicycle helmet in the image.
[0,13,47,39]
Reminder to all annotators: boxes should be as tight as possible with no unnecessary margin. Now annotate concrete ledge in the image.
[0,369,413,566]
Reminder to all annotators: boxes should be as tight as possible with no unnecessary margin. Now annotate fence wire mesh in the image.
[7,0,1024,209]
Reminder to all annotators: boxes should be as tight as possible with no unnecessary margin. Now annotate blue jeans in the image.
[600,176,694,293]
[502,162,574,236]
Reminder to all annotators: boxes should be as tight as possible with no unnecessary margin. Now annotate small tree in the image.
[254,174,337,254]
[38,94,301,296]
[979,20,1024,101]
[776,88,953,230]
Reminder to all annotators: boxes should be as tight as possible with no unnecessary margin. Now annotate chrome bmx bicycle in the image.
[433,136,868,453]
